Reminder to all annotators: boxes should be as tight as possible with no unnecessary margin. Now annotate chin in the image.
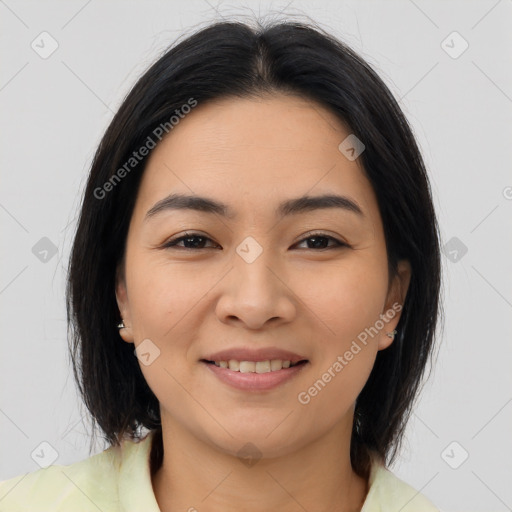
[205,423,307,461]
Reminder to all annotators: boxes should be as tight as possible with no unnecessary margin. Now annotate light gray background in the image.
[1,1,511,511]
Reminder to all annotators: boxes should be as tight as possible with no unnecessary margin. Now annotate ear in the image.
[115,264,134,344]
[377,259,411,351]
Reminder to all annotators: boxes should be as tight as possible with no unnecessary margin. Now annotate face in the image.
[116,93,411,459]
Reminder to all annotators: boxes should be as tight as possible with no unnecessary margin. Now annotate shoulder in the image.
[362,459,440,512]
[0,436,145,512]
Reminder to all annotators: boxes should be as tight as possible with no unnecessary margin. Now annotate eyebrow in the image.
[144,192,364,221]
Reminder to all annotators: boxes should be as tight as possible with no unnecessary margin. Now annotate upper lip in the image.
[202,347,307,364]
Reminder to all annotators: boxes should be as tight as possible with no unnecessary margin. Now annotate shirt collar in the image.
[119,430,161,512]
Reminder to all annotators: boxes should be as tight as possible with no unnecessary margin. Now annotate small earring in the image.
[386,329,397,339]
[117,321,126,329]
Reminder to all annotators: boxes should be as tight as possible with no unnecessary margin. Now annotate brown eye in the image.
[162,231,349,251]
[163,232,219,250]
[294,232,348,250]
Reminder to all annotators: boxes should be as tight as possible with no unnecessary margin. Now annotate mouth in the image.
[200,358,309,391]
[201,359,308,373]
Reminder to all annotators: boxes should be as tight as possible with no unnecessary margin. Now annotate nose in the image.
[215,245,297,330]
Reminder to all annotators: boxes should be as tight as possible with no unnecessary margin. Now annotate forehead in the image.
[133,94,380,225]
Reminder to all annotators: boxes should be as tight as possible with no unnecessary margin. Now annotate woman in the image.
[0,18,442,511]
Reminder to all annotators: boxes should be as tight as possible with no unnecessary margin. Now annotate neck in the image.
[151,418,369,512]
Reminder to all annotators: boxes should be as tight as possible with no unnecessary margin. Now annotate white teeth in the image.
[256,361,271,373]
[213,359,298,372]
[239,361,255,373]
[270,359,283,371]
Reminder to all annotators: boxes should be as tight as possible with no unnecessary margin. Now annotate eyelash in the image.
[162,231,349,251]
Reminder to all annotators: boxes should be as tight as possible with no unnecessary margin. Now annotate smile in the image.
[201,359,309,391]
[207,359,305,372]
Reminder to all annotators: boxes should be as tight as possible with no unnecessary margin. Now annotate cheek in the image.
[296,263,384,416]
[294,256,389,341]
[292,256,386,407]
[126,256,209,333]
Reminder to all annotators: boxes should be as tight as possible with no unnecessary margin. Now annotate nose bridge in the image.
[233,233,280,297]
[215,233,295,328]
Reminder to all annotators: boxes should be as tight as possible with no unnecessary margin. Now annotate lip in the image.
[202,360,309,391]
[202,347,307,364]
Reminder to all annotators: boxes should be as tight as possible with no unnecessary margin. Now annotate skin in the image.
[116,93,411,512]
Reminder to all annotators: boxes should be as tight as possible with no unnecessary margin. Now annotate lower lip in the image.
[202,361,308,391]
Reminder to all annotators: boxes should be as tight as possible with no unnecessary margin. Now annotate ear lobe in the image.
[377,259,411,352]
[377,328,397,351]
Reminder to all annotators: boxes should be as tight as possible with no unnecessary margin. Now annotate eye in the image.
[162,232,219,250]
[293,232,348,250]
[162,231,348,251]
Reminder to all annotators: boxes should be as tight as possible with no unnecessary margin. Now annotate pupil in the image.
[186,236,204,248]
[308,236,328,249]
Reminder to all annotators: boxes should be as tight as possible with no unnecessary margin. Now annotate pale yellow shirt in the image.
[0,431,439,511]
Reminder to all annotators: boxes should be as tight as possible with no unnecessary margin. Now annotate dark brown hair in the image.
[67,18,442,480]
